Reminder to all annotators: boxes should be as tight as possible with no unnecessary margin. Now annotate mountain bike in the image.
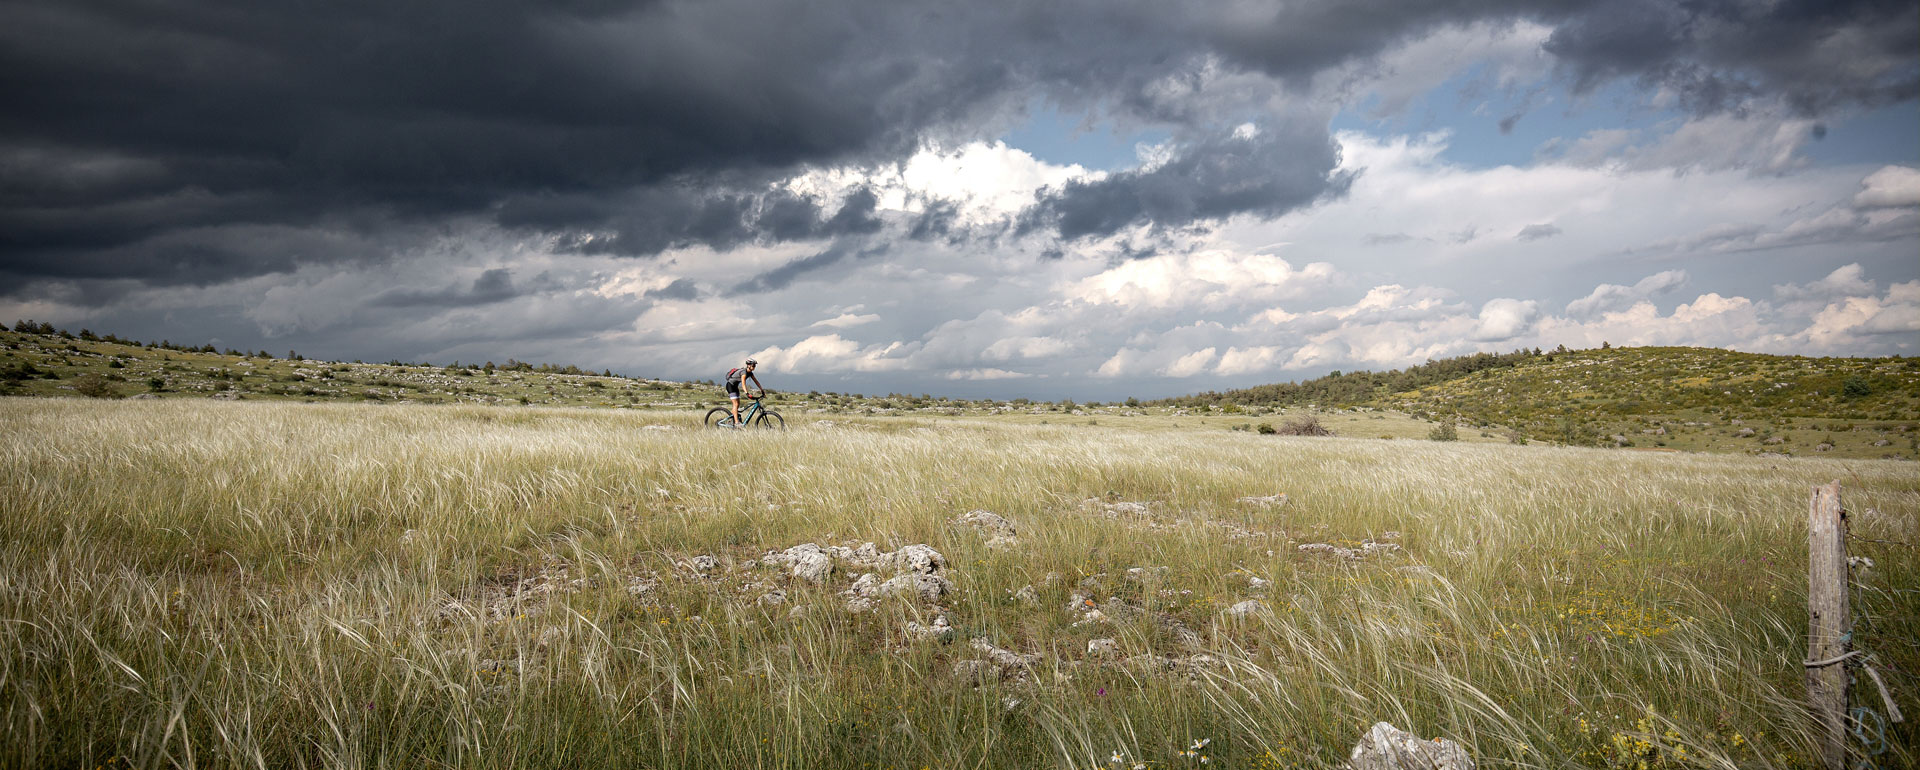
[706,394,785,430]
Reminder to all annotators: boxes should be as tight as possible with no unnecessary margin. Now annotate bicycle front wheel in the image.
[753,411,785,430]
[704,407,735,428]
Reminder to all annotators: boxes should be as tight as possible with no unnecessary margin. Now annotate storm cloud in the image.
[5,0,1915,284]
[1,0,1915,396]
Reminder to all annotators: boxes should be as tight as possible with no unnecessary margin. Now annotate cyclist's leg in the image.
[729,393,741,424]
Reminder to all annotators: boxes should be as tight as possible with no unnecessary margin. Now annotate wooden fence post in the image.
[1807,480,1849,770]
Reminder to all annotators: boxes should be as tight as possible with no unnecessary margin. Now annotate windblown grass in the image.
[2,399,1914,768]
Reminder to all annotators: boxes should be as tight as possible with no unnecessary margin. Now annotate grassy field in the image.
[3,398,1915,769]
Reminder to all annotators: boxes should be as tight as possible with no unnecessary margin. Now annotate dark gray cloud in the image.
[372,268,531,307]
[1542,0,1920,114]
[1516,223,1562,242]
[1,0,1913,293]
[643,278,700,301]
[729,242,889,295]
[1025,122,1352,240]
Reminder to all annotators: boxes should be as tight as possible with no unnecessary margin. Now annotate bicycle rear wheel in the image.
[753,411,785,430]
[704,407,735,428]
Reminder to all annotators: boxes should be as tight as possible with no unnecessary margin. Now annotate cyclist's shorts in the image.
[725,381,742,397]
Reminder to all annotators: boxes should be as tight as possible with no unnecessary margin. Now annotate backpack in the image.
[726,367,743,386]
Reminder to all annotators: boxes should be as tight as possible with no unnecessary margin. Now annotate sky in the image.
[2,0,1917,401]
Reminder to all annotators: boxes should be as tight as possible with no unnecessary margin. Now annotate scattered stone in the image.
[904,615,953,642]
[886,544,946,575]
[1764,436,1786,445]
[1815,443,1834,452]
[877,573,955,603]
[1224,599,1268,618]
[208,391,241,401]
[1298,541,1401,561]
[1120,653,1224,678]
[757,590,788,607]
[970,637,1041,670]
[952,638,1043,685]
[1236,493,1288,507]
[1086,638,1120,658]
[1347,722,1474,770]
[1874,439,1892,447]
[953,509,1019,549]
[690,555,721,573]
[1083,498,1151,517]
[1247,576,1270,591]
[1735,427,1756,438]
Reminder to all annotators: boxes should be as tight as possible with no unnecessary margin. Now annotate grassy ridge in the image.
[3,399,1915,768]
[1166,346,1920,459]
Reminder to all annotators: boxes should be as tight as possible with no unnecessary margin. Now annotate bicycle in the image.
[705,394,785,430]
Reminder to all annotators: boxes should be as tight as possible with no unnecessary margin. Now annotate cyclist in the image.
[724,358,764,427]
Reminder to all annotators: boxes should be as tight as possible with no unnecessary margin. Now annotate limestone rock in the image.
[1086,638,1120,658]
[877,573,954,603]
[1347,722,1473,770]
[953,509,1017,542]
[1224,599,1267,618]
[885,544,946,575]
[905,615,953,642]
[764,544,836,583]
[690,555,721,574]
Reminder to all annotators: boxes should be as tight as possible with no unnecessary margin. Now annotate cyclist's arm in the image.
[747,373,765,396]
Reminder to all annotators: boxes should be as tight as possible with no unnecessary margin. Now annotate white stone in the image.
[1347,722,1474,770]
[877,573,954,603]
[1224,600,1267,618]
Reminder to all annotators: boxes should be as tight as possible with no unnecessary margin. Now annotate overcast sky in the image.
[4,0,1916,400]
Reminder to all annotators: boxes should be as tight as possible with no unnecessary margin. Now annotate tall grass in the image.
[2,399,1914,768]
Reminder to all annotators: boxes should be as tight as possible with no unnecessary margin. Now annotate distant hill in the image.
[0,324,953,415]
[1164,345,1920,458]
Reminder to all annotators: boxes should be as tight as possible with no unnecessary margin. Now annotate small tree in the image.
[1428,422,1459,441]
[74,373,119,399]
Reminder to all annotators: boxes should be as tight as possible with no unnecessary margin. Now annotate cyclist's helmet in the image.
[744,358,757,367]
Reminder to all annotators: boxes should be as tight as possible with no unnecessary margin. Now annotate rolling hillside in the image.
[1173,346,1920,459]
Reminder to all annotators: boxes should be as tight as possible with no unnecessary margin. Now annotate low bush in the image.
[1274,416,1335,436]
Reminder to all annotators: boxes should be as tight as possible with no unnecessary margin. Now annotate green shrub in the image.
[1428,422,1459,441]
[1256,422,1276,435]
[73,373,118,399]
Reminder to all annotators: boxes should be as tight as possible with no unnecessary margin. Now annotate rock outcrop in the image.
[1347,722,1473,770]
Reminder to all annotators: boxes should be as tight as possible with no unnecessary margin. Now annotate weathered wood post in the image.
[1807,480,1849,770]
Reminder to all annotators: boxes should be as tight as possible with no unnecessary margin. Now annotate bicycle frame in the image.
[726,396,764,425]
